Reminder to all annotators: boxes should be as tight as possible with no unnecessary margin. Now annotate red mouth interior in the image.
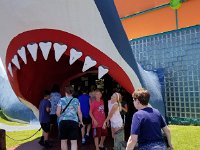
[6,29,134,108]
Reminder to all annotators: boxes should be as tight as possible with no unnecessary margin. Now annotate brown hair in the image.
[132,88,150,106]
[65,85,74,95]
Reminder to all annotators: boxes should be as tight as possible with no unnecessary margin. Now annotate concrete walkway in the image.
[0,123,40,132]
[8,135,114,150]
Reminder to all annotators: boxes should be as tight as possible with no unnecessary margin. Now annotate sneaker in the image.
[82,138,86,144]
[99,146,107,150]
[44,141,52,148]
[84,134,89,141]
[38,140,45,146]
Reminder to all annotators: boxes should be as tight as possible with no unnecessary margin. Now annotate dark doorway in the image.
[70,73,137,141]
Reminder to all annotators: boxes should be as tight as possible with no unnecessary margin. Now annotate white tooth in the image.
[39,42,52,60]
[27,43,38,61]
[69,48,82,65]
[53,43,67,62]
[12,55,20,70]
[17,47,27,64]
[82,56,97,72]
[98,66,109,79]
[8,63,13,77]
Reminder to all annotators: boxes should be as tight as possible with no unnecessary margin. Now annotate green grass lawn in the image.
[5,125,200,149]
[0,110,42,148]
[170,125,200,150]
[1,110,200,150]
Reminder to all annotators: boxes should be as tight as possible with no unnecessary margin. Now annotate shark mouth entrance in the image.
[5,29,134,108]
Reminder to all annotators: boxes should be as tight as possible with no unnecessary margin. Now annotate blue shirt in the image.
[39,99,51,123]
[78,94,90,118]
[50,92,61,115]
[57,96,79,123]
[131,107,166,146]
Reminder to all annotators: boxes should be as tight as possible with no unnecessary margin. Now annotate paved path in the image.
[8,136,114,150]
[0,123,40,131]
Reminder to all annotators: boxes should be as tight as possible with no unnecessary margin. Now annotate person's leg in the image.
[94,137,100,150]
[81,125,86,138]
[43,123,51,145]
[70,140,78,150]
[81,126,86,144]
[38,130,44,146]
[99,128,107,149]
[99,136,106,148]
[43,131,49,141]
[61,139,68,150]
[86,124,91,136]
[115,129,125,150]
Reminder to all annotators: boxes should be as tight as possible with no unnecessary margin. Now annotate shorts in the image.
[40,123,50,133]
[92,127,107,138]
[50,114,58,125]
[83,117,92,125]
[139,141,167,150]
[59,120,79,140]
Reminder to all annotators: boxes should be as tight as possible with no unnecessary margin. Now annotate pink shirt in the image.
[90,99,106,128]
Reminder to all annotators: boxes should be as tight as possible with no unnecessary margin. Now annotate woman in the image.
[56,85,84,150]
[126,88,173,150]
[103,92,124,150]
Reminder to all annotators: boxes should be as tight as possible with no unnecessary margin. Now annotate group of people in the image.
[38,84,173,150]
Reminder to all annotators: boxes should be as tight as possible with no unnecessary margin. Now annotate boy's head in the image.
[132,88,150,106]
[81,87,88,94]
[43,90,50,99]
[95,89,102,100]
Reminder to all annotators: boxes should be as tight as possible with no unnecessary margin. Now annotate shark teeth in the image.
[17,47,27,64]
[82,56,97,72]
[27,43,38,61]
[98,66,109,79]
[69,48,82,65]
[39,42,52,60]
[53,43,67,62]
[8,42,109,79]
[12,55,20,70]
[8,63,13,77]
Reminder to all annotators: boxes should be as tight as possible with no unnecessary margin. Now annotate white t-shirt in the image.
[108,100,123,128]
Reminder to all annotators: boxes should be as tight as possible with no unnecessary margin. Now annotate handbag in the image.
[61,98,74,113]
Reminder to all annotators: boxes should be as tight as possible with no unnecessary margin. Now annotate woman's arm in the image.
[103,104,118,128]
[77,105,83,125]
[162,126,173,150]
[121,104,128,113]
[56,106,61,117]
[126,134,138,150]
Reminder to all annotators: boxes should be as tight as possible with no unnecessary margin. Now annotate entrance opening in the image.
[70,73,137,141]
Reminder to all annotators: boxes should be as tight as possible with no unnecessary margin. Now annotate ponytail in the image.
[115,92,122,111]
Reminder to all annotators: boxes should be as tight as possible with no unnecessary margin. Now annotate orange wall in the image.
[114,0,169,18]
[118,0,200,40]
[179,0,200,28]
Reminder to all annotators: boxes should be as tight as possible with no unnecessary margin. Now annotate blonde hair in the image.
[114,92,122,111]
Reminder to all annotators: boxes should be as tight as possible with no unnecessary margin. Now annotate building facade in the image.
[130,25,200,124]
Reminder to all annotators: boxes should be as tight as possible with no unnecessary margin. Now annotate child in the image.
[90,89,107,150]
[78,87,91,144]
[103,92,125,150]
[38,90,52,148]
